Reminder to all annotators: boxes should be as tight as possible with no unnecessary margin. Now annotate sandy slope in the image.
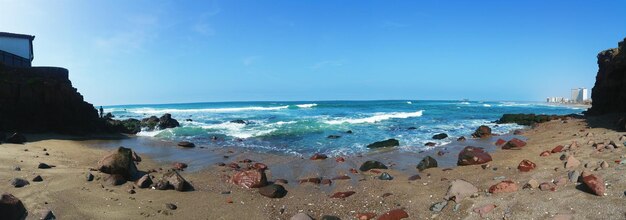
[1,117,625,219]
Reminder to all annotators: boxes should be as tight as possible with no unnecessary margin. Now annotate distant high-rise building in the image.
[570,88,589,103]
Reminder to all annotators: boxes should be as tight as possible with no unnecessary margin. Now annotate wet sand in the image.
[1,116,625,219]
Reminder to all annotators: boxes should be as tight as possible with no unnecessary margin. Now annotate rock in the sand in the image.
[600,161,609,169]
[155,171,193,191]
[330,191,356,199]
[517,160,536,172]
[513,129,524,135]
[12,166,20,171]
[540,151,551,157]
[177,141,195,148]
[259,184,288,198]
[473,204,496,218]
[86,172,94,181]
[424,142,436,147]
[408,175,421,181]
[416,156,438,171]
[290,213,314,220]
[457,136,467,141]
[173,162,188,170]
[565,156,581,169]
[32,175,43,182]
[310,153,328,160]
[471,125,492,138]
[430,201,448,212]
[0,193,27,220]
[136,174,153,188]
[299,177,322,185]
[321,216,341,220]
[444,179,478,202]
[377,209,409,220]
[359,160,388,171]
[38,163,52,169]
[524,179,539,189]
[495,139,506,146]
[335,157,345,163]
[568,170,581,183]
[378,172,393,180]
[230,169,268,189]
[10,178,29,188]
[321,179,332,185]
[97,147,139,179]
[457,146,492,166]
[432,133,448,140]
[551,145,565,153]
[5,133,27,144]
[355,212,377,219]
[502,138,526,150]
[489,180,518,193]
[539,182,557,191]
[582,174,605,196]
[165,203,177,210]
[366,139,399,149]
[38,208,55,220]
[106,174,127,186]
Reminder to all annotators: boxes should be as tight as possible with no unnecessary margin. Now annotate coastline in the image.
[3,116,625,219]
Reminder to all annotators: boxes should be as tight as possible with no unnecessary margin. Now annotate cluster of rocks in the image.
[496,113,582,126]
[105,113,180,134]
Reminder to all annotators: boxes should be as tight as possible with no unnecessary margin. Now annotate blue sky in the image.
[1,0,624,105]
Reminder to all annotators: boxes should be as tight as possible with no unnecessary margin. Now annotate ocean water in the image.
[104,100,584,156]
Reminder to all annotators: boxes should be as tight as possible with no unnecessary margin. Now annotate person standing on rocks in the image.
[99,106,104,118]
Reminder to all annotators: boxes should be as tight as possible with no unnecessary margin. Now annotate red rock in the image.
[377,209,409,220]
[332,175,351,180]
[539,182,557,191]
[335,157,346,162]
[310,153,328,160]
[495,139,506,146]
[473,204,496,218]
[349,168,358,174]
[355,212,377,220]
[517,160,536,172]
[298,177,321,185]
[252,163,267,170]
[172,162,188,170]
[539,151,551,157]
[321,179,332,185]
[230,169,268,188]
[226,198,233,203]
[582,174,605,196]
[330,191,356,199]
[551,145,564,153]
[502,138,526,150]
[228,163,240,169]
[472,125,492,138]
[457,146,492,166]
[488,180,518,193]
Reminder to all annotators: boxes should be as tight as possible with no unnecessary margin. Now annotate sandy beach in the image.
[2,115,625,220]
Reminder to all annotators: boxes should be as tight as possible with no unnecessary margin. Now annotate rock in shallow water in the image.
[432,133,448,140]
[359,160,388,171]
[457,146,492,166]
[177,141,195,148]
[471,125,492,138]
[366,139,399,149]
[416,156,438,171]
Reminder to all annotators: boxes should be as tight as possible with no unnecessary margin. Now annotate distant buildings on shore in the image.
[547,88,591,104]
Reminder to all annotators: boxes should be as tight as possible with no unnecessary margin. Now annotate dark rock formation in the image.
[177,141,195,148]
[359,160,388,171]
[0,66,101,133]
[154,170,193,191]
[138,114,180,131]
[588,38,626,115]
[258,184,288,198]
[366,139,399,149]
[0,193,27,220]
[416,156,438,171]
[97,147,139,179]
[5,133,26,144]
[457,146,492,166]
[432,133,448,140]
[105,118,141,134]
[471,125,492,138]
[496,114,582,126]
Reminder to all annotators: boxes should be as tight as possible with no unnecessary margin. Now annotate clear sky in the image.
[1,0,625,105]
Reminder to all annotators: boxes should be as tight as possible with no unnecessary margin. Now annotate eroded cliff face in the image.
[0,65,101,133]
[588,38,626,115]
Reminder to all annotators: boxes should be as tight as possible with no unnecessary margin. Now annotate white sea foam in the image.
[459,102,470,105]
[406,101,412,104]
[483,104,492,107]
[129,106,290,114]
[274,121,297,126]
[324,110,424,125]
[295,103,317,108]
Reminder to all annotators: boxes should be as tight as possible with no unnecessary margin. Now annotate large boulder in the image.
[96,147,139,179]
[359,160,388,171]
[5,133,26,144]
[158,114,180,129]
[105,118,141,134]
[582,174,605,196]
[502,138,527,150]
[416,156,438,171]
[432,133,448,140]
[230,169,268,189]
[471,126,492,138]
[140,116,160,130]
[366,139,399,149]
[457,146,492,166]
[154,170,193,191]
[0,193,27,220]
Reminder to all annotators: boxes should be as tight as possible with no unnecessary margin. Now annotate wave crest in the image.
[129,106,290,114]
[324,110,424,124]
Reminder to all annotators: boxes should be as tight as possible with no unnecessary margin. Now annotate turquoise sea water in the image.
[105,100,584,156]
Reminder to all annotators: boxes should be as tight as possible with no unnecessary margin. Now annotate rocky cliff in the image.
[587,37,626,115]
[0,64,101,133]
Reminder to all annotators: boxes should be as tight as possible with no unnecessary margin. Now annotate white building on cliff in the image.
[0,32,35,67]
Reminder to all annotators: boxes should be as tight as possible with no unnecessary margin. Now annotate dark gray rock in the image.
[258,184,288,198]
[10,178,29,188]
[32,175,43,182]
[432,133,448,140]
[417,156,438,171]
[378,172,393,180]
[366,139,399,149]
[359,160,388,171]
[0,193,27,220]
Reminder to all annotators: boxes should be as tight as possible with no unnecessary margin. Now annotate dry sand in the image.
[1,116,625,220]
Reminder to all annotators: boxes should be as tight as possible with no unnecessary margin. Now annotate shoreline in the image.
[2,116,625,219]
